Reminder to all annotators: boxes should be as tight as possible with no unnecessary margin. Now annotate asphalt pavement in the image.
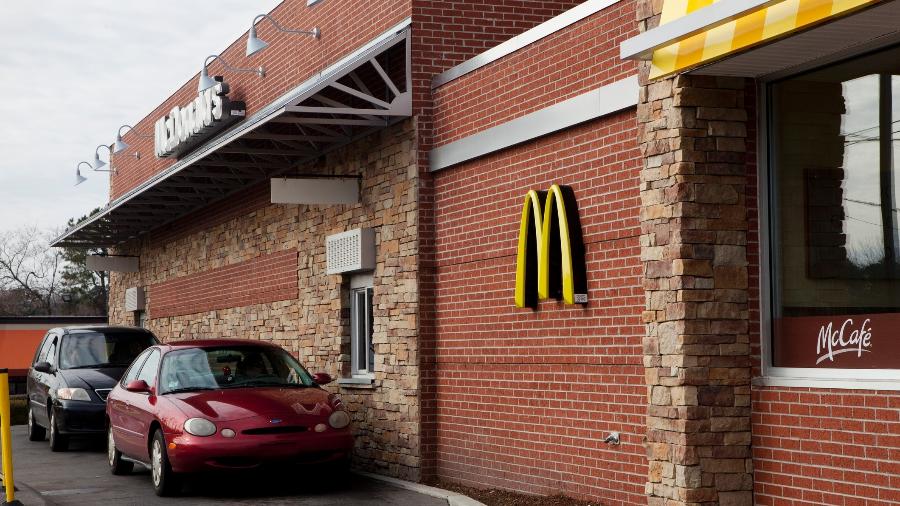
[4,425,449,506]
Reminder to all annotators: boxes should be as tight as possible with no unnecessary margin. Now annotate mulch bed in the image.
[427,479,599,506]
[9,397,27,425]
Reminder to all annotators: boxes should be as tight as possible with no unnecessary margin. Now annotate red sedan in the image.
[105,339,353,496]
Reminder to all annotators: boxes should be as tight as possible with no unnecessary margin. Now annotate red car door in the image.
[116,349,160,461]
[109,349,150,458]
[129,349,162,462]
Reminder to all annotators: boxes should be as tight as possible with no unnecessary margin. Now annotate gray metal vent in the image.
[326,228,375,275]
[125,287,146,312]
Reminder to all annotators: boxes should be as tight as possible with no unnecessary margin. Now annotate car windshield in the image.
[159,346,315,394]
[59,332,156,370]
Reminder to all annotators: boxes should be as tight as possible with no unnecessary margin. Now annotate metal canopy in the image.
[52,20,411,248]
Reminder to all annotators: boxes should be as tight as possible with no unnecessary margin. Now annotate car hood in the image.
[59,367,127,390]
[164,386,335,422]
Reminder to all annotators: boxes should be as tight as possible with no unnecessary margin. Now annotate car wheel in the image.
[27,407,46,442]
[49,410,68,452]
[108,427,134,475]
[151,430,180,496]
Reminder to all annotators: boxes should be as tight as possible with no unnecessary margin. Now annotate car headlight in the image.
[328,410,351,429]
[57,388,91,401]
[183,418,217,437]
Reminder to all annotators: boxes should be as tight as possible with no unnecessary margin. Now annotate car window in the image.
[59,331,156,370]
[159,346,314,394]
[136,350,161,387]
[45,337,58,367]
[34,333,53,365]
[122,349,152,386]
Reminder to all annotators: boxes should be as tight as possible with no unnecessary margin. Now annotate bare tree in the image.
[0,227,64,315]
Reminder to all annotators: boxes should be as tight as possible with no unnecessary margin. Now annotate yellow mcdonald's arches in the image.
[650,0,879,80]
[515,184,587,309]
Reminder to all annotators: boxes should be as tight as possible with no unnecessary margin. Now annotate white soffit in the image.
[271,177,360,205]
[691,1,900,79]
[85,255,139,272]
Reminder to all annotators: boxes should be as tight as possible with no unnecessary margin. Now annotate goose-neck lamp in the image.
[199,55,265,93]
[91,144,113,170]
[113,124,152,154]
[75,162,90,186]
[75,160,116,186]
[246,14,320,57]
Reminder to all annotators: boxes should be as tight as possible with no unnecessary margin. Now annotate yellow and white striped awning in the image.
[621,0,882,80]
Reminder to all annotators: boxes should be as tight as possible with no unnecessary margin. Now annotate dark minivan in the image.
[26,326,158,451]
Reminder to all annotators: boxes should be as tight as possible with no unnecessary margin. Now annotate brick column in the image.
[637,3,754,505]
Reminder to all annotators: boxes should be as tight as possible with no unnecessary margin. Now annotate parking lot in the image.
[6,426,448,506]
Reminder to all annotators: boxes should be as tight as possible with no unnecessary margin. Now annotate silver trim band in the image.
[429,75,639,172]
[620,0,778,60]
[432,0,624,89]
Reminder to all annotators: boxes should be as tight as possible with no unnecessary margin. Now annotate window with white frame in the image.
[768,44,900,374]
[350,274,374,377]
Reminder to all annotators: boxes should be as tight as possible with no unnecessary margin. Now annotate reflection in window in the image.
[770,45,900,369]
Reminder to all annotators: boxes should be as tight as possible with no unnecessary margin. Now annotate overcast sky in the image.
[0,1,281,235]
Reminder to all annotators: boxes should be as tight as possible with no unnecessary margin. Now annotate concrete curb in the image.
[352,470,486,506]
[1,478,51,506]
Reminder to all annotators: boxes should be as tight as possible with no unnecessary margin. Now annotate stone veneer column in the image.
[637,3,754,505]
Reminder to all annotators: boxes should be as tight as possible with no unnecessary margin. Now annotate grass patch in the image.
[8,397,27,426]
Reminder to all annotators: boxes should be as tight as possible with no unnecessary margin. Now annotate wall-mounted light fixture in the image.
[199,55,264,92]
[113,124,152,154]
[246,14,319,57]
[91,144,113,170]
[75,162,90,186]
[75,160,116,187]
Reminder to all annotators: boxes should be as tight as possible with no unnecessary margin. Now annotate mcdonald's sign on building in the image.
[514,184,587,309]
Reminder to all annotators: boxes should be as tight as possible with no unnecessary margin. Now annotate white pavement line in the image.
[352,470,486,506]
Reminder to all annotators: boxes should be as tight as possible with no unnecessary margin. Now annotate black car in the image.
[26,326,159,451]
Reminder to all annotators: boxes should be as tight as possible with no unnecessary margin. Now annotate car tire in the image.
[49,409,68,452]
[27,407,46,442]
[108,426,134,475]
[151,430,180,496]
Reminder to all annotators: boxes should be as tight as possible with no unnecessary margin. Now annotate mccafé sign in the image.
[515,184,587,309]
[154,79,246,159]
[774,313,900,369]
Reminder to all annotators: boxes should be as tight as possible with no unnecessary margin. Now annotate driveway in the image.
[6,426,447,506]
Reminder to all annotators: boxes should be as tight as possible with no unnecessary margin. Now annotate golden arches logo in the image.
[514,184,587,309]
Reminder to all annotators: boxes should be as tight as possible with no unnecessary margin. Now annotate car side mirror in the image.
[34,362,53,374]
[313,373,332,385]
[125,380,151,393]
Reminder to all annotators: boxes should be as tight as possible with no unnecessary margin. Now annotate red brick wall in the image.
[110,0,410,200]
[745,83,900,505]
[427,111,647,502]
[431,0,637,147]
[412,0,604,482]
[412,0,582,82]
[150,250,298,318]
[753,388,900,505]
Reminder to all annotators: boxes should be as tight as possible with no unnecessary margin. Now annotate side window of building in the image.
[768,44,900,373]
[350,274,374,377]
[122,349,152,386]
[134,311,147,329]
[136,350,161,388]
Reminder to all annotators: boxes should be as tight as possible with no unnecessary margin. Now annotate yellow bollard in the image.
[0,368,17,505]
